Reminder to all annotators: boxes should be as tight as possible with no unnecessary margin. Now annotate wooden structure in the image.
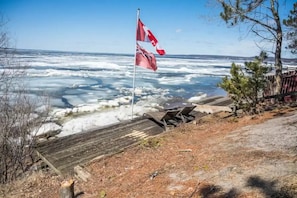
[36,118,164,175]
[143,110,180,131]
[60,179,75,198]
[35,96,233,175]
[175,105,196,123]
[264,71,297,99]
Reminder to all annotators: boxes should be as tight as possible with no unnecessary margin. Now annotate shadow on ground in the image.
[192,175,296,198]
[196,184,239,198]
[246,176,296,198]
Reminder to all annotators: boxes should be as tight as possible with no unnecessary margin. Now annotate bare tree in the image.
[218,0,284,95]
[0,16,49,183]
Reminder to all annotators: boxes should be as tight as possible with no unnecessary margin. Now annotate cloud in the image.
[175,29,182,33]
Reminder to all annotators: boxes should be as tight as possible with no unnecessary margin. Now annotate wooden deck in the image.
[36,117,164,175]
[35,96,233,175]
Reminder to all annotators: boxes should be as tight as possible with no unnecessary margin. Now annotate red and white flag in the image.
[137,19,165,56]
[135,43,157,71]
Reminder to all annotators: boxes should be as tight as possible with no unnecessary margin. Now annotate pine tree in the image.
[218,52,270,114]
[283,2,297,55]
[218,0,283,95]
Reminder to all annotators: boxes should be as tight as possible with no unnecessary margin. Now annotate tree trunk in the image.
[274,26,283,95]
[271,0,283,95]
[60,179,75,198]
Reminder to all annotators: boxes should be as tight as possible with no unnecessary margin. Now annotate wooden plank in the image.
[37,116,145,148]
[35,150,62,175]
[39,120,162,161]
[37,118,151,154]
[57,136,139,174]
[49,131,142,163]
[36,97,230,175]
[204,97,233,106]
[264,71,297,98]
[196,96,224,104]
[44,137,136,174]
[35,117,165,175]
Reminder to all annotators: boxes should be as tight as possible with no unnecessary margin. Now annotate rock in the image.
[33,122,62,139]
[194,104,232,114]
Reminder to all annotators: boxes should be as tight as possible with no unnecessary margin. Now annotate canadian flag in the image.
[135,43,157,71]
[136,19,165,56]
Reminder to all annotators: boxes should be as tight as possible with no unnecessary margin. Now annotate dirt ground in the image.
[1,106,297,198]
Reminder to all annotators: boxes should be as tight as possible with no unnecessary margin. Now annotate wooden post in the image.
[74,165,91,182]
[60,179,74,198]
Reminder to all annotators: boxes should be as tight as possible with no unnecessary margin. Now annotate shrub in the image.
[0,17,49,184]
[218,52,270,114]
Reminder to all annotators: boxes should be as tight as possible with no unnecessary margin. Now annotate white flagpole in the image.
[131,8,140,120]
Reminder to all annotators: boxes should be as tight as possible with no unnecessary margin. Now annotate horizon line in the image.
[7,48,297,60]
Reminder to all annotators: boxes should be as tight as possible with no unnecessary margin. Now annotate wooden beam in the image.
[35,150,62,175]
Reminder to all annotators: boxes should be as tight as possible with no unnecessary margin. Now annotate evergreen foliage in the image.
[218,52,270,114]
[283,2,297,54]
[218,0,283,95]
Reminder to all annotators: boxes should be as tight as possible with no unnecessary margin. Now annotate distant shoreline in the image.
[13,48,297,61]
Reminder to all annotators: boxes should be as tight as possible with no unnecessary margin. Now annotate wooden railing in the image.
[264,70,297,98]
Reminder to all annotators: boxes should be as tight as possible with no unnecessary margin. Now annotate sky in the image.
[0,0,295,57]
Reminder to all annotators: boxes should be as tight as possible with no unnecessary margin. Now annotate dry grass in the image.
[0,108,296,198]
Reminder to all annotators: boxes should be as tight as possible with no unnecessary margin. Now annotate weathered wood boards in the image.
[35,96,233,175]
[36,118,164,175]
[264,71,297,98]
